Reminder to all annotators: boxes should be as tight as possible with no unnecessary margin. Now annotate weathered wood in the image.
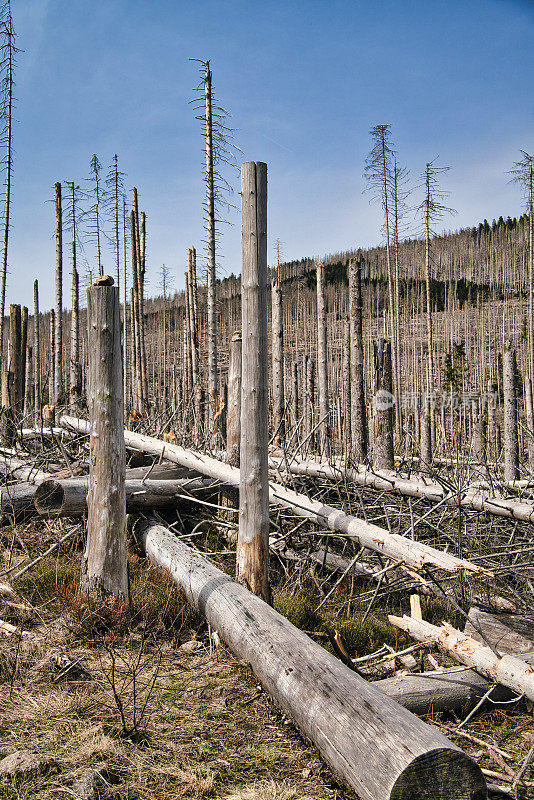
[60,417,490,576]
[271,274,285,445]
[464,608,534,656]
[54,182,63,405]
[226,331,241,467]
[268,455,534,523]
[34,475,216,516]
[80,280,128,603]
[136,518,486,800]
[389,615,534,702]
[503,341,519,483]
[33,280,41,424]
[375,667,513,715]
[348,256,367,463]
[316,260,330,457]
[372,338,394,470]
[238,161,270,601]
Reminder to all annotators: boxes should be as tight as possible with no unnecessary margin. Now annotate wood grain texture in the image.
[80,283,128,603]
[237,161,270,601]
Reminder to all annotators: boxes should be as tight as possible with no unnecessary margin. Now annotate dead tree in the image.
[33,280,40,423]
[349,257,367,462]
[271,264,285,445]
[0,2,16,381]
[417,159,454,444]
[54,181,63,405]
[372,338,394,470]
[204,61,218,419]
[503,340,519,482]
[80,276,128,603]
[66,182,82,411]
[237,161,270,602]
[316,260,330,457]
[226,331,241,467]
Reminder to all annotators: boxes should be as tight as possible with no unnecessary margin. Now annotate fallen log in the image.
[269,457,534,524]
[374,667,513,715]
[34,475,217,516]
[135,517,486,800]
[389,615,534,703]
[60,416,490,578]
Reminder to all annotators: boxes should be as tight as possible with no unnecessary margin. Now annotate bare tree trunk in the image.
[2,304,19,444]
[343,318,351,459]
[122,196,128,412]
[421,388,432,472]
[130,210,143,414]
[349,257,367,463]
[33,280,40,424]
[503,340,519,482]
[226,331,241,467]
[472,401,487,464]
[20,305,27,409]
[69,182,81,412]
[372,338,394,471]
[0,10,14,386]
[487,379,498,462]
[80,276,128,603]
[316,261,330,458]
[424,167,435,447]
[525,377,534,466]
[49,308,55,409]
[204,62,218,424]
[23,344,32,419]
[271,273,285,445]
[54,182,63,405]
[237,161,270,602]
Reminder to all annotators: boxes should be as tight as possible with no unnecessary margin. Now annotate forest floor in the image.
[0,510,533,800]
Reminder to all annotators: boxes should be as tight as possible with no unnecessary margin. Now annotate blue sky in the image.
[7,0,534,308]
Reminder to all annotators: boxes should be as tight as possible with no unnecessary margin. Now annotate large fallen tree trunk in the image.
[34,475,217,516]
[135,517,486,800]
[60,416,489,578]
[389,615,534,703]
[269,457,534,523]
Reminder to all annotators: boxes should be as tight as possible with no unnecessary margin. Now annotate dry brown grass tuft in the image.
[223,780,314,800]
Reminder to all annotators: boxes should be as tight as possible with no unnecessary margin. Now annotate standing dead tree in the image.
[105,154,125,293]
[191,58,239,433]
[237,161,270,602]
[417,159,455,443]
[64,181,83,411]
[0,1,16,382]
[510,150,534,458]
[80,275,128,603]
[349,256,367,463]
[54,182,63,405]
[85,154,105,279]
[271,240,285,445]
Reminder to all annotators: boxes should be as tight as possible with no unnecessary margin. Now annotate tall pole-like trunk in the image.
[20,305,27,408]
[226,331,242,467]
[69,183,81,411]
[54,182,63,406]
[372,338,394,471]
[424,165,435,447]
[122,196,128,411]
[49,308,55,408]
[237,161,269,602]
[393,159,402,445]
[132,191,148,410]
[349,257,367,463]
[80,277,128,603]
[204,61,218,422]
[316,261,330,458]
[503,340,519,483]
[33,280,40,423]
[130,210,143,415]
[0,9,14,385]
[271,272,285,446]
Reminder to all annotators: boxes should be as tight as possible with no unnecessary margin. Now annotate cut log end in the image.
[390,748,487,800]
[34,480,65,515]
